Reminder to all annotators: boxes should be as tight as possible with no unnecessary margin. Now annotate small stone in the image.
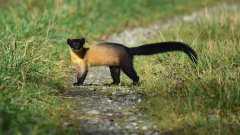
[129,116,137,121]
[137,98,142,103]
[87,110,100,115]
[63,122,70,127]
[109,126,115,130]
[106,113,113,116]
[107,99,112,103]
[126,124,133,129]
[102,86,107,90]
[132,122,137,126]
[87,119,99,124]
[142,126,148,130]
[145,131,153,135]
[152,131,160,135]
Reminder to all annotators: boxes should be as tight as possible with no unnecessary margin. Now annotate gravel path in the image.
[64,87,156,135]
[63,4,236,135]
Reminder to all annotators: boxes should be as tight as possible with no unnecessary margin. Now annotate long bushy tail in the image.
[129,41,198,64]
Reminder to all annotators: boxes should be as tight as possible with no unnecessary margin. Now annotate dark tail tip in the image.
[186,49,198,64]
[191,54,198,64]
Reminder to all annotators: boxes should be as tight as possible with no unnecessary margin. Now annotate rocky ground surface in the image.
[63,4,235,135]
[64,86,157,135]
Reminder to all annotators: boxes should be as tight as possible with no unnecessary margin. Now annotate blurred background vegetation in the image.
[0,0,239,134]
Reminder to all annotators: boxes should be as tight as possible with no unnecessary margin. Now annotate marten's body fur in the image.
[67,38,198,86]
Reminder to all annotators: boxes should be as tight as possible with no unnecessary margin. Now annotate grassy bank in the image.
[0,0,233,134]
[134,4,240,134]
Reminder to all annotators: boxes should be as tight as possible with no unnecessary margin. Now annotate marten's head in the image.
[67,38,85,50]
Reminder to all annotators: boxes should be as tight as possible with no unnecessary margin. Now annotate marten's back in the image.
[86,43,130,66]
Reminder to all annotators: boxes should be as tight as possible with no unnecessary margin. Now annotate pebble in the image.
[107,99,112,103]
[137,99,142,103]
[87,110,100,115]
[106,113,113,116]
[132,122,137,126]
[142,126,148,130]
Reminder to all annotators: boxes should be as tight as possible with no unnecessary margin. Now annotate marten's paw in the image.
[133,81,140,86]
[73,82,83,86]
[110,82,120,86]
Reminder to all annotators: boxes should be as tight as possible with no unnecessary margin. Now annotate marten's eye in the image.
[72,41,80,46]
[70,41,81,50]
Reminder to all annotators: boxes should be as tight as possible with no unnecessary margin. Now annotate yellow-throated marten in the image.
[67,37,197,86]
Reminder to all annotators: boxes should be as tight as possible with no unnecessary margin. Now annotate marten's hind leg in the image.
[120,60,139,85]
[109,66,120,85]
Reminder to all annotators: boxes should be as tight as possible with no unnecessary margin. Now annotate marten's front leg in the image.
[73,71,88,86]
[73,62,88,86]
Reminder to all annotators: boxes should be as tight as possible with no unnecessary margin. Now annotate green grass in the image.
[134,4,240,134]
[0,0,236,134]
[0,39,74,134]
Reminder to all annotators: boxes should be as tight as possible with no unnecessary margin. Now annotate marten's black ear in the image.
[67,39,72,45]
[79,37,85,45]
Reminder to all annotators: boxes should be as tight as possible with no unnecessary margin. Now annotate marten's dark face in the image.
[67,38,85,50]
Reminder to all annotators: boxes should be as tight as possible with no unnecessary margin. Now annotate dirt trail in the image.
[63,4,235,135]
